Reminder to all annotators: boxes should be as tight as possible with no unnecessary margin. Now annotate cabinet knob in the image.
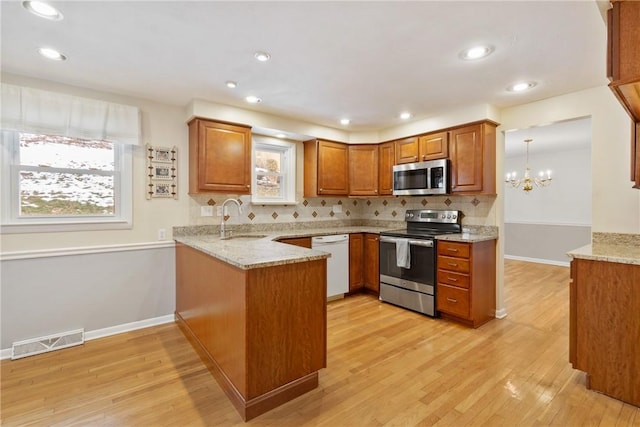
[422,155,426,160]
[414,156,418,160]
[374,189,378,193]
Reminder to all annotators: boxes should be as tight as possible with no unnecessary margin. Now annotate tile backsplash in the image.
[188,194,497,227]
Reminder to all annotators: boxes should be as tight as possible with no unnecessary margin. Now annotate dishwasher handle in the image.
[311,234,349,245]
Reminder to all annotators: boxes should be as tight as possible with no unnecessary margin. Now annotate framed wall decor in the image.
[146,144,177,199]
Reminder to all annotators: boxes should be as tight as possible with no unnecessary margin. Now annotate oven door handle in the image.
[380,236,433,248]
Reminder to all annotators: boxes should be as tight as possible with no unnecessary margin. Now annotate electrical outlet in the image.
[200,206,214,217]
[157,228,166,241]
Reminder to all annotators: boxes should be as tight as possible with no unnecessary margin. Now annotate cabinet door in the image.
[349,145,378,196]
[418,131,449,161]
[378,142,395,195]
[349,234,364,292]
[395,137,419,164]
[318,140,349,195]
[633,121,640,189]
[364,234,379,294]
[450,124,483,193]
[190,119,252,194]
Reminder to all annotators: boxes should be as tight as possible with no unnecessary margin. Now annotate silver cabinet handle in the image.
[447,297,458,303]
[447,277,458,282]
[448,263,458,267]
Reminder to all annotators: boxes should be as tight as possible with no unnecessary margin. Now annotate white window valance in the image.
[1,83,141,145]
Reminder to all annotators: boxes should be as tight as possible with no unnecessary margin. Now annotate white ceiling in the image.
[505,116,592,157]
[1,1,608,134]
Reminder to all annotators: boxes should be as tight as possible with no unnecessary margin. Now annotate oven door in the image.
[379,236,436,286]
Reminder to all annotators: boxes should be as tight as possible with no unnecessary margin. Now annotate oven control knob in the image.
[453,214,457,220]
[441,214,445,219]
[447,214,451,219]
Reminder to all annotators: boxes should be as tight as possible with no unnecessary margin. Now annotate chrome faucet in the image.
[220,198,242,239]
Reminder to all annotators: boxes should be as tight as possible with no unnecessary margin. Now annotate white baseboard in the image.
[0,314,175,361]
[504,255,570,267]
[495,308,508,319]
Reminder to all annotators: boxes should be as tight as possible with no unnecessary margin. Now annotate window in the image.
[1,131,132,233]
[0,83,140,233]
[252,136,296,204]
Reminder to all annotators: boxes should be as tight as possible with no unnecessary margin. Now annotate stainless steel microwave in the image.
[392,159,449,196]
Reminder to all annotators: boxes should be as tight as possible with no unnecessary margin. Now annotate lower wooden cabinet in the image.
[363,233,379,294]
[278,237,312,248]
[349,233,379,295]
[436,239,496,328]
[349,234,364,292]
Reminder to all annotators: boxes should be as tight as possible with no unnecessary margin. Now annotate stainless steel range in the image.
[379,209,462,316]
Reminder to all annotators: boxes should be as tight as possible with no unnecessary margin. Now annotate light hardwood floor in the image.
[2,260,639,426]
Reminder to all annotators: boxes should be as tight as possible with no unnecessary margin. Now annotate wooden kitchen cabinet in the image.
[349,233,364,293]
[304,139,349,196]
[607,0,640,189]
[569,258,640,407]
[349,145,379,196]
[436,239,496,328]
[278,237,312,248]
[188,118,252,194]
[418,131,449,161]
[449,121,497,195]
[395,131,448,164]
[394,136,420,164]
[378,141,395,195]
[363,233,380,294]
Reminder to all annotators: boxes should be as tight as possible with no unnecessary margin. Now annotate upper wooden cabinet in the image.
[378,142,395,196]
[418,131,449,161]
[188,118,252,194]
[395,132,449,164]
[304,139,349,196]
[449,121,497,195]
[607,0,640,189]
[394,136,419,164]
[348,145,379,196]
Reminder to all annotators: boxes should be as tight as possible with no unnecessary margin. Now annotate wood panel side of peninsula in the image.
[569,258,640,407]
[175,243,327,421]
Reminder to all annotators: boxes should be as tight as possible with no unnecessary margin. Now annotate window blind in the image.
[1,83,141,145]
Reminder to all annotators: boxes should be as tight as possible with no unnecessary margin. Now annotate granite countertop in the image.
[435,233,497,243]
[174,224,499,270]
[174,226,390,270]
[568,232,640,266]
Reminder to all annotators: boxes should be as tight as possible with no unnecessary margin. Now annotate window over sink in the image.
[252,136,296,205]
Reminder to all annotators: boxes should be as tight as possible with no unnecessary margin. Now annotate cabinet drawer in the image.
[437,241,470,258]
[437,270,470,288]
[437,284,470,318]
[437,255,470,274]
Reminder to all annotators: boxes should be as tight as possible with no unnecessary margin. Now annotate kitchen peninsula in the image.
[568,233,640,407]
[174,233,330,421]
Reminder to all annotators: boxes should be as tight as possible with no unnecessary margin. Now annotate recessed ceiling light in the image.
[340,118,350,125]
[226,81,237,88]
[37,47,66,61]
[23,1,63,20]
[459,45,494,60]
[400,112,412,120]
[507,81,537,92]
[254,51,271,62]
[275,133,286,138]
[245,95,262,104]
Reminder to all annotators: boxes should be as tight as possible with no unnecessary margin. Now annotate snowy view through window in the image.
[18,133,115,216]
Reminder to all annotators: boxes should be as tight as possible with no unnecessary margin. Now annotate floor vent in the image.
[11,329,84,360]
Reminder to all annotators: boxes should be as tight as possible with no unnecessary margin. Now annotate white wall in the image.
[0,73,191,252]
[505,147,592,225]
[499,86,640,234]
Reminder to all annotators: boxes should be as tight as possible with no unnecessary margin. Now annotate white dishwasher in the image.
[312,234,349,298]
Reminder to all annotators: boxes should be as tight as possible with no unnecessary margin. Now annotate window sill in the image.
[1,219,132,234]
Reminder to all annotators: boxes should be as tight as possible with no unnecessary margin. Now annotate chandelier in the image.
[505,138,552,193]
